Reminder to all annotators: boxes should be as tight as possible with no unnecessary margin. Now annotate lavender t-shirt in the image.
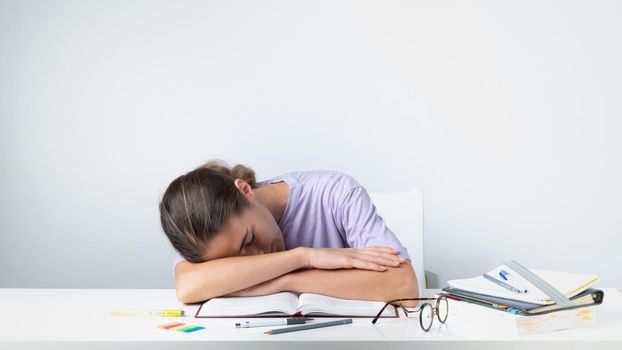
[172,171,410,269]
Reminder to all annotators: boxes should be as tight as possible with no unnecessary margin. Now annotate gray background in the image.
[1,0,620,290]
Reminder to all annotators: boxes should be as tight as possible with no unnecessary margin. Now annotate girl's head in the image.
[159,160,285,263]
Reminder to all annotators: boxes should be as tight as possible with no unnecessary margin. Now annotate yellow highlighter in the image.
[111,309,184,317]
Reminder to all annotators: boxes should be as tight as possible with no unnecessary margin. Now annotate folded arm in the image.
[175,246,405,304]
[231,260,419,303]
[285,261,419,302]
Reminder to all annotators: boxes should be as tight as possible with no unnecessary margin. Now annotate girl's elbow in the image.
[395,279,418,299]
[394,267,419,299]
[175,279,195,304]
[175,275,205,304]
[175,274,224,304]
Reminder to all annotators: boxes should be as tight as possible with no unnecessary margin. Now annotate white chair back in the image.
[369,188,425,291]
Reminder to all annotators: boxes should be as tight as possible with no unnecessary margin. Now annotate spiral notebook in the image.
[447,262,599,306]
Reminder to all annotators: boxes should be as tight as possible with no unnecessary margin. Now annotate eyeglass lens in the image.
[419,303,433,331]
[436,296,448,323]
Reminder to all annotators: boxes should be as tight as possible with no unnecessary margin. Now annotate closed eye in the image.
[248,232,255,245]
[240,231,255,254]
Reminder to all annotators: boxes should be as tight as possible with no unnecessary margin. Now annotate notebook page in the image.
[447,266,598,305]
[196,292,299,317]
[297,293,395,317]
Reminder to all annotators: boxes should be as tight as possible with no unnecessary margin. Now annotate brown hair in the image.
[159,160,257,263]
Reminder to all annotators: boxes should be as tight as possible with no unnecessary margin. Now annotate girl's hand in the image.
[305,246,405,272]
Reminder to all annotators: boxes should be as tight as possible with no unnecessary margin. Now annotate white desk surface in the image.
[0,288,620,349]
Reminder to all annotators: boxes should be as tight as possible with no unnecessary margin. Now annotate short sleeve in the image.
[172,252,187,276]
[339,186,411,260]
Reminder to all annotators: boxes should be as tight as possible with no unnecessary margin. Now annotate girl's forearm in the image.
[282,263,419,302]
[175,247,309,303]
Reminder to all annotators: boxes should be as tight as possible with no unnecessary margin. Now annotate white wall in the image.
[1,0,620,290]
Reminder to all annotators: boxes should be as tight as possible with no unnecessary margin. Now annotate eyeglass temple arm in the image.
[372,297,441,324]
[372,304,387,324]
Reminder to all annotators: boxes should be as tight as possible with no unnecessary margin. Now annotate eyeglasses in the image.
[371,295,449,332]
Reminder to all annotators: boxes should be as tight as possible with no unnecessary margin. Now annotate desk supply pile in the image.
[440,260,603,334]
[107,260,604,337]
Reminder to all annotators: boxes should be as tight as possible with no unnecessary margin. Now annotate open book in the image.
[195,292,398,318]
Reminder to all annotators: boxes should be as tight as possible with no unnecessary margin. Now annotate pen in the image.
[110,309,184,317]
[499,269,528,293]
[236,317,311,328]
[482,273,524,293]
[264,318,353,335]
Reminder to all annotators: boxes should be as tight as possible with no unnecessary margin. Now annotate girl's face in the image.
[200,200,286,261]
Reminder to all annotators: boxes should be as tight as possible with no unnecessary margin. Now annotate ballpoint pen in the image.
[499,269,528,293]
[236,317,311,328]
[482,273,525,293]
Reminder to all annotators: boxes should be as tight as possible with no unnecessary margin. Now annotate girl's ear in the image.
[234,178,254,199]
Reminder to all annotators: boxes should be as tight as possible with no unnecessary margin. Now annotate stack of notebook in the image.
[440,260,604,316]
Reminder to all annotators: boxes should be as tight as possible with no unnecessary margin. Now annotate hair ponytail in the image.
[196,160,257,189]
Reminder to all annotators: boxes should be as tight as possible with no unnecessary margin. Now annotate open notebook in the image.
[195,292,398,318]
[447,264,599,305]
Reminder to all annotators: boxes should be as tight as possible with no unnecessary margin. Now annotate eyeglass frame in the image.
[371,295,449,332]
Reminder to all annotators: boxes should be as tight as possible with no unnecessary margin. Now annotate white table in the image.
[0,288,620,349]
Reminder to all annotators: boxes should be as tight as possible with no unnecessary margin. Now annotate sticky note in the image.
[160,322,185,329]
[172,325,197,332]
[180,326,205,333]
[159,322,205,333]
